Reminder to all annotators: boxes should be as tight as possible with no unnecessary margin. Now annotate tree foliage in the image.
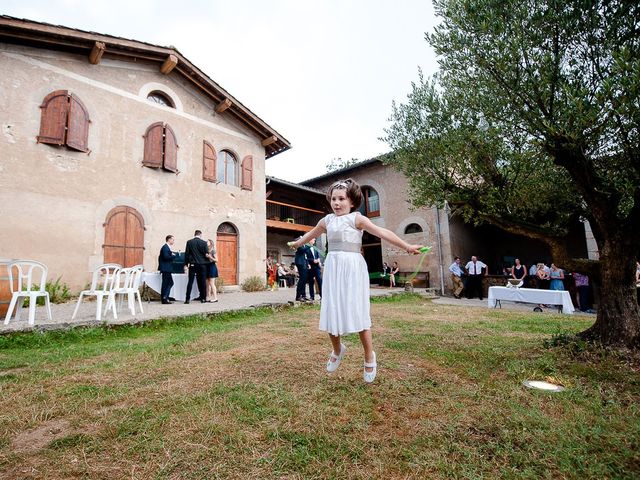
[384,0,640,346]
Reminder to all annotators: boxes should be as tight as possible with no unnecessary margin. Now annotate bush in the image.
[37,276,71,305]
[241,276,266,292]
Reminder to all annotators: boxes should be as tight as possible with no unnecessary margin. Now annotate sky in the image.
[2,0,440,182]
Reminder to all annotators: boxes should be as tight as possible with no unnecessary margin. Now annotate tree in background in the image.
[326,157,360,173]
[384,0,639,347]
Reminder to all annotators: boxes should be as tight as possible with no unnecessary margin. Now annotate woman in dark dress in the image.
[511,258,527,284]
[206,239,219,302]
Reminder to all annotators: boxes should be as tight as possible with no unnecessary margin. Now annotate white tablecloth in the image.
[488,286,575,314]
[142,273,200,301]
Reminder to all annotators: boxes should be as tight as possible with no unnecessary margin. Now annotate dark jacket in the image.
[158,243,175,273]
[294,244,311,266]
[185,237,209,265]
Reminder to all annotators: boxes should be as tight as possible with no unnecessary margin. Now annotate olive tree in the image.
[384,0,640,346]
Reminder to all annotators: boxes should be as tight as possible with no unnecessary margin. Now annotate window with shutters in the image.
[143,122,178,173]
[240,155,253,191]
[358,186,380,217]
[37,90,91,152]
[203,140,217,182]
[216,150,237,186]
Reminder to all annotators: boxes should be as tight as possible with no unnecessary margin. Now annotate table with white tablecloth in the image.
[142,273,200,302]
[488,286,575,314]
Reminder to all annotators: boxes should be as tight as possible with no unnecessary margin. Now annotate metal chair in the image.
[107,265,144,317]
[3,260,52,326]
[72,264,121,321]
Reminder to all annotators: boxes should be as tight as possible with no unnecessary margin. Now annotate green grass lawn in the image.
[1,295,638,479]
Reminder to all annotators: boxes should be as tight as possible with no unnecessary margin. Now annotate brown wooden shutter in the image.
[203,140,217,182]
[241,155,253,191]
[143,122,164,168]
[37,90,69,146]
[163,124,178,173]
[66,94,91,152]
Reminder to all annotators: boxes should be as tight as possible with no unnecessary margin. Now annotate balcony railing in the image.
[266,200,325,230]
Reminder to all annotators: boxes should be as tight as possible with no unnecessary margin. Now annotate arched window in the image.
[147,91,175,108]
[405,223,423,234]
[103,206,145,267]
[358,186,380,217]
[217,150,237,185]
[37,90,90,152]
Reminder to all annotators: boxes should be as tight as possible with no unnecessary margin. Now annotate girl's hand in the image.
[406,244,424,255]
[287,241,297,250]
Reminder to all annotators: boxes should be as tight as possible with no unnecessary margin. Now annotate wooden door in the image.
[216,223,238,285]
[103,206,145,267]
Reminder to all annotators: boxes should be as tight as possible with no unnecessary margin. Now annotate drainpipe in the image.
[434,206,445,295]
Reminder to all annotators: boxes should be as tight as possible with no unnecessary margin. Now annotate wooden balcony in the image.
[266,200,324,233]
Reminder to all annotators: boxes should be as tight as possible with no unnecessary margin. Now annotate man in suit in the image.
[184,229,210,304]
[294,238,311,302]
[307,238,323,301]
[158,234,177,304]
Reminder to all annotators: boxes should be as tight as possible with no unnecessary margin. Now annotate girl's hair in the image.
[325,178,363,211]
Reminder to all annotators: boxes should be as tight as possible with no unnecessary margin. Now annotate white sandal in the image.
[326,343,346,373]
[363,351,377,383]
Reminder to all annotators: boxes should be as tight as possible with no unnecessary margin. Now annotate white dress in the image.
[319,212,371,335]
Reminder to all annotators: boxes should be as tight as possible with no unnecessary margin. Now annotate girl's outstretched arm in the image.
[288,218,327,249]
[355,213,422,254]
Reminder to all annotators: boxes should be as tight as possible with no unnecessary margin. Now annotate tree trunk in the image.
[580,229,640,347]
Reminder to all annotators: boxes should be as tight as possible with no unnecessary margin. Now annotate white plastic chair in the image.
[106,265,144,317]
[278,278,287,288]
[72,264,121,321]
[4,260,52,326]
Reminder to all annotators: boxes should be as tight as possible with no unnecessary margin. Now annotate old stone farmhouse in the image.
[0,16,290,290]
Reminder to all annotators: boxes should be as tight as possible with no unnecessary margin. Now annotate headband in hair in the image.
[331,181,350,189]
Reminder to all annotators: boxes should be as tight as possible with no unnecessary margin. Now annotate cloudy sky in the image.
[2,0,440,182]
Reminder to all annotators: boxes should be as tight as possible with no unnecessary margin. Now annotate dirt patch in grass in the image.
[11,419,72,452]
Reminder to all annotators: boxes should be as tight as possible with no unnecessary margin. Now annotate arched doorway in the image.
[216,222,238,285]
[362,231,382,281]
[103,206,145,267]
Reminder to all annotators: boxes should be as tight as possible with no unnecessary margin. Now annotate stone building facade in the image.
[0,16,290,290]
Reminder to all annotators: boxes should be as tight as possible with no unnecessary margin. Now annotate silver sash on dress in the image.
[328,241,361,253]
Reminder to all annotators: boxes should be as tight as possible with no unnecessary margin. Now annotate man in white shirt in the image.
[448,256,464,299]
[465,255,488,300]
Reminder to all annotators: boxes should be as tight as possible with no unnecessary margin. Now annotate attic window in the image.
[147,91,175,108]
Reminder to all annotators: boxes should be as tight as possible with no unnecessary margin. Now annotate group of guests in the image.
[381,262,400,287]
[158,230,219,305]
[449,255,489,300]
[294,238,323,302]
[449,255,596,312]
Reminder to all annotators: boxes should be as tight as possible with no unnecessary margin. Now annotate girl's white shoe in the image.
[363,351,377,383]
[326,343,346,372]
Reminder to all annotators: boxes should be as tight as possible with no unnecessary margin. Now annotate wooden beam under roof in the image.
[88,41,105,64]
[160,54,178,74]
[215,98,232,114]
[261,135,278,147]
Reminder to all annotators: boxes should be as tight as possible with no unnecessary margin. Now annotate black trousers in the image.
[466,275,484,299]
[295,263,308,300]
[186,264,207,301]
[307,266,322,299]
[160,272,174,300]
